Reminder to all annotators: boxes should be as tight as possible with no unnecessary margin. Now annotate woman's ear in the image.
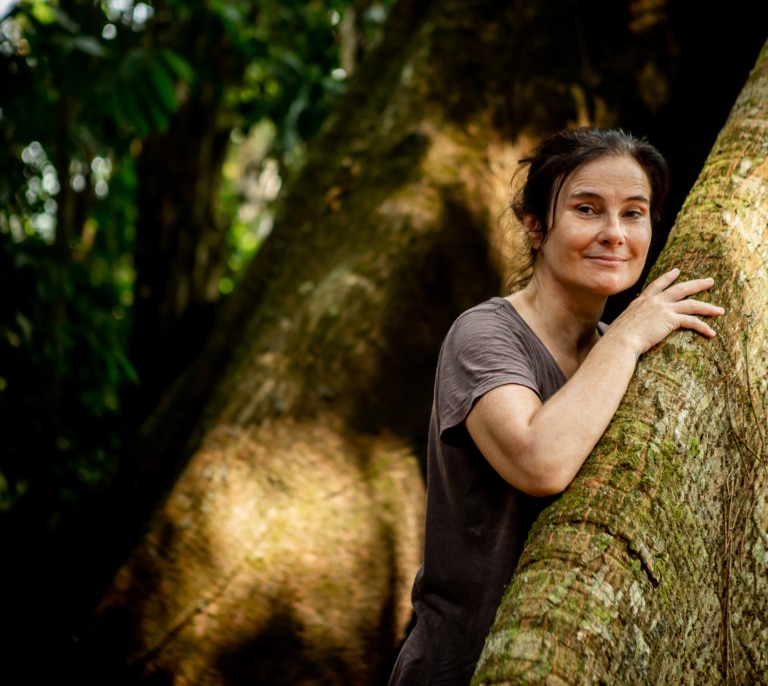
[523,214,543,251]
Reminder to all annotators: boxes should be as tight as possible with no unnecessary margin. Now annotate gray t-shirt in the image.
[389,297,567,685]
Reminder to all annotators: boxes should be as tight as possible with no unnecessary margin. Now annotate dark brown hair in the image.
[506,127,670,292]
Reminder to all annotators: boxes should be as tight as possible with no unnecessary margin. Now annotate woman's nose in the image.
[599,215,625,244]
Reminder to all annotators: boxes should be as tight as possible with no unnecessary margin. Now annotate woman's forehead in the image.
[560,156,651,199]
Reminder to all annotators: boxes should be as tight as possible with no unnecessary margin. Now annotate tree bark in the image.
[473,38,768,686]
[72,2,768,685]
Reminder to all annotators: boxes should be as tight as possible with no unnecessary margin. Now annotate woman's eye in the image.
[625,208,644,219]
[576,205,595,215]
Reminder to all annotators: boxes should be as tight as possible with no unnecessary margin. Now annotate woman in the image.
[388,128,725,685]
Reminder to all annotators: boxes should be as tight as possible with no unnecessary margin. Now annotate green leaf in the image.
[114,85,151,136]
[14,312,33,343]
[149,60,178,114]
[134,75,170,131]
[158,48,195,83]
[30,1,62,27]
[116,352,139,384]
[70,35,107,58]
[278,50,306,75]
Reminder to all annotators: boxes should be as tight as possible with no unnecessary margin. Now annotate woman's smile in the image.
[585,254,628,264]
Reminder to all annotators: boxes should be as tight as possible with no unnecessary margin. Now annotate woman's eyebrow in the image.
[569,190,650,203]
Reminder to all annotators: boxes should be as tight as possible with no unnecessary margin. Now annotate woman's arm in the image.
[465,269,725,497]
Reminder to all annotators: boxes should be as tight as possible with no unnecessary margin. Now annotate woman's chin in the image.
[581,263,643,297]
[587,277,636,298]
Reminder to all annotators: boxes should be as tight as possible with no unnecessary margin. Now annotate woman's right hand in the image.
[605,267,725,357]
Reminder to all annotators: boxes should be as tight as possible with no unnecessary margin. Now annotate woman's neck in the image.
[507,278,605,375]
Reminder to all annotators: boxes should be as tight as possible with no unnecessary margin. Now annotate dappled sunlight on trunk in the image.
[89,418,424,684]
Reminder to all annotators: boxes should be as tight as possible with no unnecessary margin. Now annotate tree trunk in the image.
[473,38,768,686]
[70,2,768,685]
[127,6,256,427]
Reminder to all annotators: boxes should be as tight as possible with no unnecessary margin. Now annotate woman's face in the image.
[529,155,653,302]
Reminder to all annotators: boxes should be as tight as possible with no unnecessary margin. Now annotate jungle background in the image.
[1,0,767,684]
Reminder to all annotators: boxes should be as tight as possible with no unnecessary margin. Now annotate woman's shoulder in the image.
[450,296,527,338]
[454,296,519,324]
[440,298,538,366]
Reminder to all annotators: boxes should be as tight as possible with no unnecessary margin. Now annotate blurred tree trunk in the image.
[127,5,257,427]
[67,2,767,685]
[473,38,768,686]
[129,113,232,425]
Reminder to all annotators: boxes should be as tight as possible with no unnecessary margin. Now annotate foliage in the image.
[0,1,148,515]
[217,0,393,288]
[0,0,391,526]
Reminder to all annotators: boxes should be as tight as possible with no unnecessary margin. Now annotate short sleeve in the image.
[435,301,547,445]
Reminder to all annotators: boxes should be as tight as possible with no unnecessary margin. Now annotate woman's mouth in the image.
[586,255,627,266]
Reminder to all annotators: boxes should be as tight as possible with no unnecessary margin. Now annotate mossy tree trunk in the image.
[68,2,768,685]
[473,38,768,686]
